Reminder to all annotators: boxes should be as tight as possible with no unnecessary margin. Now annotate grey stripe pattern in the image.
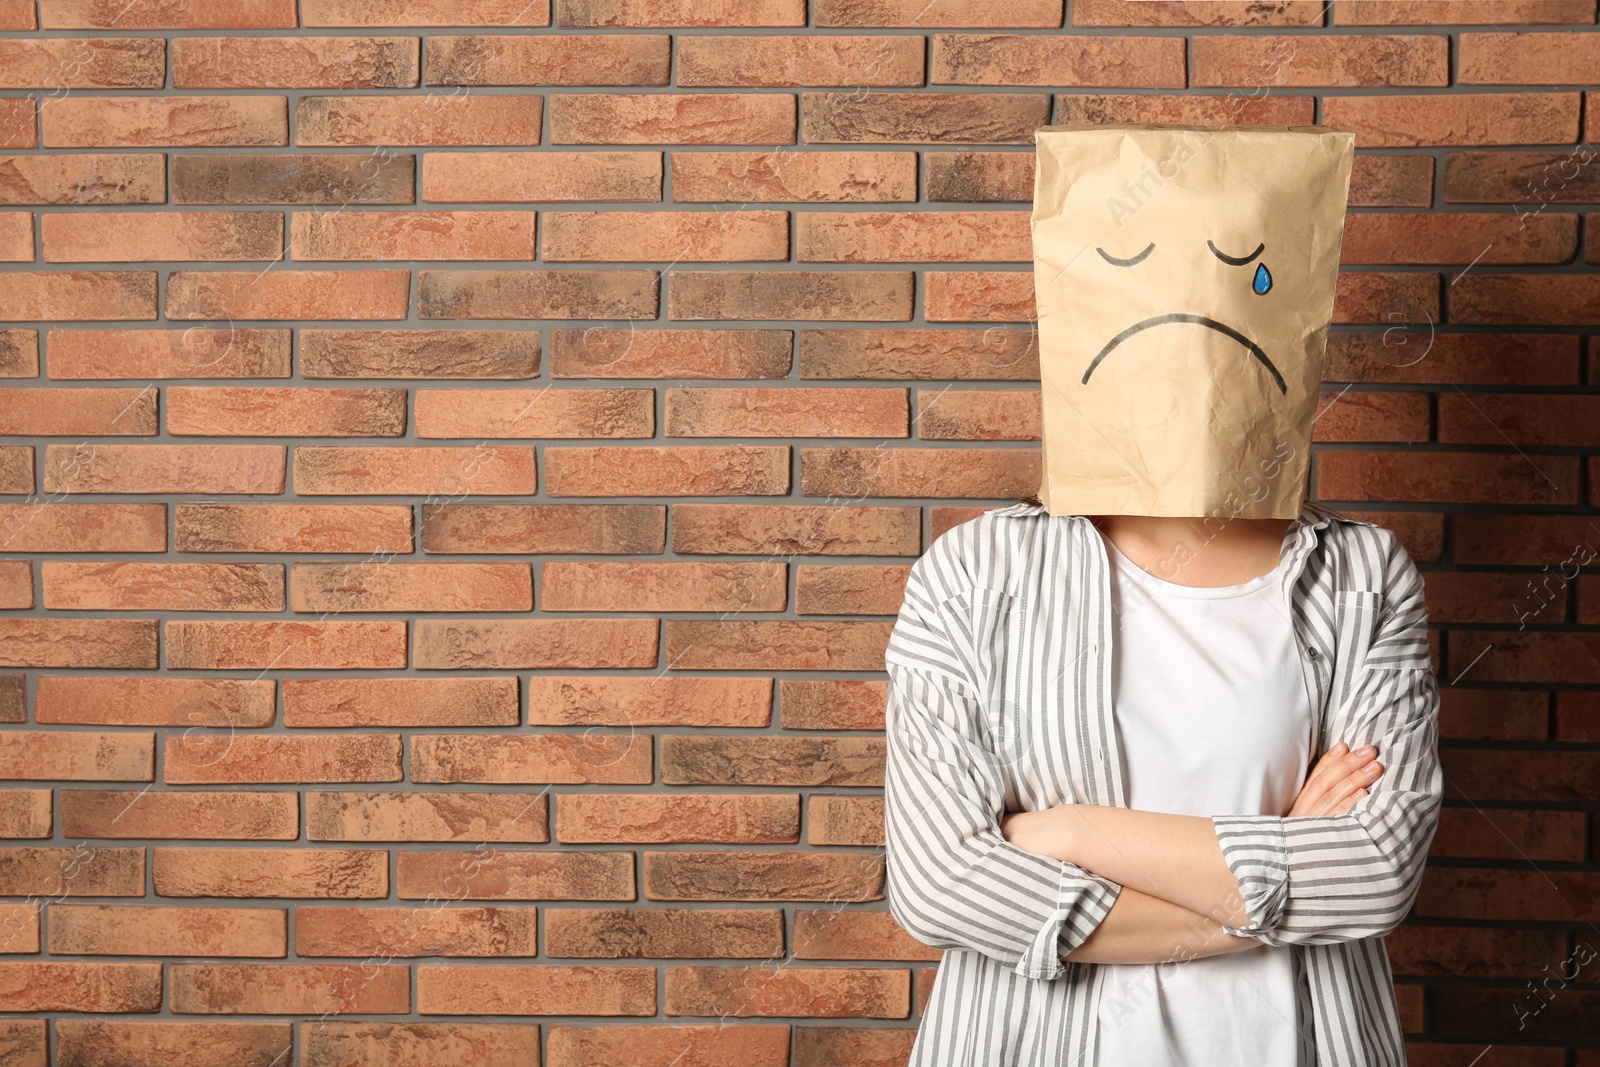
[883,500,1442,1067]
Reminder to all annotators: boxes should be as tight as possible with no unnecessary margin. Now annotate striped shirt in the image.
[883,499,1442,1067]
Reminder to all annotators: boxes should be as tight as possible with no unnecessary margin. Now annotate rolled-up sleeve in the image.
[1210,536,1442,948]
[884,546,1123,981]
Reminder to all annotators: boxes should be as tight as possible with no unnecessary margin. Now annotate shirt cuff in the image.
[1210,813,1290,939]
[1017,863,1123,981]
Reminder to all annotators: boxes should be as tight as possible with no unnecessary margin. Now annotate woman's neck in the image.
[1088,513,1294,588]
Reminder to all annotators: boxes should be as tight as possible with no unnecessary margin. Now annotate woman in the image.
[883,494,1441,1067]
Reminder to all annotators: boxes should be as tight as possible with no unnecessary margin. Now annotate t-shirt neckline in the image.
[1102,531,1283,601]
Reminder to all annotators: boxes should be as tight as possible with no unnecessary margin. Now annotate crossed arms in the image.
[882,535,1442,981]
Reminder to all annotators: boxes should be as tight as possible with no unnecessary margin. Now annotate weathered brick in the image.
[38,676,274,727]
[670,149,916,202]
[1350,153,1434,207]
[1192,34,1448,87]
[0,962,161,1012]
[1321,92,1579,147]
[301,328,539,378]
[42,0,298,27]
[167,269,409,319]
[420,503,665,554]
[0,387,155,435]
[0,560,30,609]
[544,445,789,495]
[799,327,1039,379]
[550,328,791,378]
[541,560,786,612]
[525,675,771,726]
[305,793,550,844]
[175,503,413,553]
[423,150,660,201]
[55,1020,293,1067]
[1054,90,1314,125]
[153,846,387,898]
[42,96,288,148]
[0,503,166,553]
[0,846,144,896]
[0,211,32,260]
[425,34,668,86]
[293,446,536,495]
[557,793,798,843]
[931,33,1185,86]
[664,619,893,670]
[410,733,653,785]
[0,445,32,494]
[800,444,1039,498]
[43,444,285,494]
[415,964,653,1014]
[0,619,157,668]
[0,271,155,320]
[662,735,883,784]
[665,385,908,437]
[805,795,887,846]
[814,0,1062,26]
[415,387,652,438]
[173,153,416,204]
[1317,451,1577,505]
[1451,275,1600,326]
[48,327,291,379]
[1340,0,1593,21]
[0,329,36,375]
[295,907,538,956]
[544,908,782,958]
[644,851,883,901]
[542,209,788,261]
[925,150,1033,202]
[671,503,919,555]
[165,734,403,785]
[413,618,659,669]
[289,562,532,612]
[678,35,924,87]
[302,0,550,25]
[168,387,407,436]
[669,270,913,320]
[1442,150,1600,204]
[43,562,284,611]
[915,388,1037,439]
[296,94,542,146]
[420,269,658,319]
[0,99,35,149]
[63,787,286,841]
[291,209,535,260]
[1459,31,1600,84]
[284,677,518,727]
[795,563,910,614]
[170,962,409,1014]
[1343,211,1575,264]
[0,730,153,781]
[923,269,1033,321]
[1439,394,1600,447]
[1070,0,1322,25]
[549,93,796,144]
[0,38,164,89]
[550,1023,794,1066]
[798,209,1029,261]
[802,90,1048,143]
[558,0,804,26]
[166,620,409,670]
[171,36,419,88]
[48,904,286,957]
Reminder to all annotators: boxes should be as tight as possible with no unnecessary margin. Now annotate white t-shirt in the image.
[1093,530,1316,1067]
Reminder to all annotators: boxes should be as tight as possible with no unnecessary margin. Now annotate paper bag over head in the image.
[1031,122,1356,520]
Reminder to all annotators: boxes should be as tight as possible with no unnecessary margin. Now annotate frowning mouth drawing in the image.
[1080,313,1287,394]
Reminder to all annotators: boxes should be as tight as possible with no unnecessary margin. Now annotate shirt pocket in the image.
[943,586,1031,761]
[1337,588,1434,673]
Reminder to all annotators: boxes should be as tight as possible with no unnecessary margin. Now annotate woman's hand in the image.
[1287,740,1383,817]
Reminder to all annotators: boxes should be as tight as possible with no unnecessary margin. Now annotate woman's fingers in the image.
[1288,741,1383,817]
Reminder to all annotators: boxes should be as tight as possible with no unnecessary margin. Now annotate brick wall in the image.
[0,0,1597,1063]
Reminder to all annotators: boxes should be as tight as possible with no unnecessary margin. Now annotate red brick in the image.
[0,446,31,494]
[544,445,788,496]
[42,0,298,27]
[1324,333,1578,387]
[171,962,409,1014]
[1451,514,1600,566]
[645,852,883,901]
[413,618,659,669]
[423,150,661,201]
[0,561,30,608]
[60,789,295,839]
[557,793,798,843]
[559,0,804,25]
[295,907,538,956]
[415,387,652,438]
[925,150,1034,202]
[0,38,164,89]
[671,503,920,555]
[0,618,157,668]
[801,444,1039,498]
[550,328,791,378]
[38,676,274,727]
[56,1020,294,1067]
[923,269,1032,321]
[0,902,40,950]
[793,907,934,957]
[0,99,35,149]
[42,95,287,148]
[798,210,1029,261]
[525,675,770,727]
[166,620,408,670]
[410,732,654,785]
[543,210,787,261]
[420,269,658,319]
[175,503,412,554]
[0,329,34,375]
[796,563,910,615]
[43,444,285,494]
[0,271,155,320]
[43,562,284,611]
[805,795,887,846]
[1333,271,1438,325]
[0,387,155,435]
[165,734,402,785]
[802,90,1048,143]
[1071,0,1322,25]
[297,94,542,146]
[1054,90,1314,125]
[301,328,539,378]
[173,152,415,205]
[815,0,1062,26]
[0,211,32,260]
[1460,32,1600,84]
[1192,34,1448,87]
[302,0,550,25]
[1342,211,1575,265]
[662,735,883,784]
[416,964,653,1014]
[0,846,144,896]
[48,904,286,957]
[172,36,418,88]
[670,149,916,202]
[0,962,161,1012]
[48,327,291,379]
[1318,451,1577,505]
[1338,0,1592,22]
[0,154,166,204]
[308,793,553,844]
[544,909,782,958]
[931,33,1185,86]
[666,386,907,437]
[293,446,536,496]
[420,503,664,554]
[1451,274,1600,326]
[291,210,535,260]
[1313,389,1430,443]
[167,387,405,436]
[780,681,896,729]
[425,34,668,86]
[665,966,908,1017]
[549,93,796,145]
[664,619,893,670]
[678,35,924,87]
[166,269,409,320]
[153,846,387,898]
[0,503,166,553]
[1440,394,1600,446]
[799,327,1039,379]
[1350,154,1434,208]
[541,560,786,612]
[284,677,518,727]
[669,270,913,320]
[0,730,153,781]
[1321,92,1579,147]
[916,388,1038,439]
[289,562,532,612]
[1442,149,1600,205]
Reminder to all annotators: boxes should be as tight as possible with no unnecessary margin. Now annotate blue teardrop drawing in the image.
[1253,262,1272,295]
